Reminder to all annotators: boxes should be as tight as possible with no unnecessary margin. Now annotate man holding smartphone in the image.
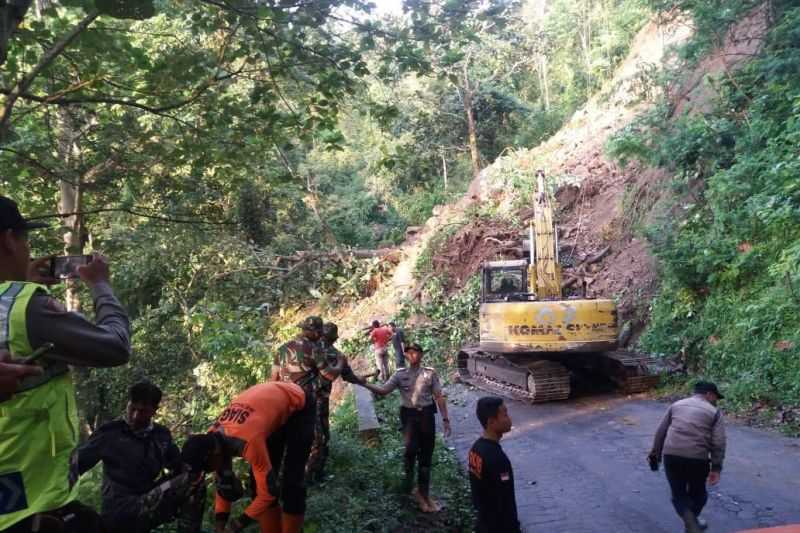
[0,196,132,532]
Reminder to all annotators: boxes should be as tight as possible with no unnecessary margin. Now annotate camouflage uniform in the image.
[306,323,365,483]
[269,316,324,516]
[305,342,339,483]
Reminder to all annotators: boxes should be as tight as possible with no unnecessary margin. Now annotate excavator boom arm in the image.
[532,170,562,298]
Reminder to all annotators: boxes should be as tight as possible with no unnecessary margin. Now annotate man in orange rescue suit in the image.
[181,381,306,533]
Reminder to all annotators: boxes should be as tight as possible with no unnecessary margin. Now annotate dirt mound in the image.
[431,217,520,290]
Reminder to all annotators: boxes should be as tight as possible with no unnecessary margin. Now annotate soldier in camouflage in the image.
[268,316,337,528]
[305,322,368,484]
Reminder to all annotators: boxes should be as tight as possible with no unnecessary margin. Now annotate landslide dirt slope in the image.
[431,6,769,333]
[333,5,770,343]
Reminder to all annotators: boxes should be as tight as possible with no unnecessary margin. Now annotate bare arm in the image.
[360,380,396,396]
[434,390,451,437]
[320,352,344,381]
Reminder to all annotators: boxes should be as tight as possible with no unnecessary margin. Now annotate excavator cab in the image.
[482,260,528,302]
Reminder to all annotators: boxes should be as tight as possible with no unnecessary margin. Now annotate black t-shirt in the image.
[468,437,520,533]
[392,328,405,356]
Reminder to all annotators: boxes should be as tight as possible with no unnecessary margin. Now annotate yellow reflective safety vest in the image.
[0,281,79,529]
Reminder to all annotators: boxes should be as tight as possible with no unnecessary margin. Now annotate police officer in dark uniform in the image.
[360,342,451,513]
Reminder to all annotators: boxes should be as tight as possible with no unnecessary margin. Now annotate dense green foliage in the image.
[609,0,800,408]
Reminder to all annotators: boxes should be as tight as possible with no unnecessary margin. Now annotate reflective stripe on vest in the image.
[0,281,79,528]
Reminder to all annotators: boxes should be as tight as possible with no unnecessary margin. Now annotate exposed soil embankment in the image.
[425,5,771,336]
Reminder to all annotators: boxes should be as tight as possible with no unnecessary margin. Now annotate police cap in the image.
[693,380,724,399]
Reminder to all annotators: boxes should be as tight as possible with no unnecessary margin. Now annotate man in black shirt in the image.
[468,396,520,533]
[389,322,405,370]
[77,381,191,533]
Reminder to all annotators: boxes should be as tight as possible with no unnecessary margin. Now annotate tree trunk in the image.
[463,68,481,179]
[579,1,592,70]
[56,110,85,312]
[305,173,347,264]
[441,152,448,191]
[539,55,551,111]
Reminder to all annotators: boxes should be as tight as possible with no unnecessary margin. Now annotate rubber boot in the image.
[281,512,304,533]
[257,506,282,533]
[681,509,702,533]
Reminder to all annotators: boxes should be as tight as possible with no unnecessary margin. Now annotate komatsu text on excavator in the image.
[457,170,659,402]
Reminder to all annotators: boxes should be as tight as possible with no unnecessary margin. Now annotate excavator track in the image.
[457,346,660,402]
[457,346,571,403]
[602,350,661,394]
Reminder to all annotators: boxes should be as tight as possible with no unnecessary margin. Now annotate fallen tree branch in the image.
[561,276,579,290]
[278,248,397,262]
[582,246,611,266]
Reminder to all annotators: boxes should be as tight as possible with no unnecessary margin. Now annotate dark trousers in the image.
[101,472,204,533]
[400,406,436,496]
[266,386,316,515]
[306,394,331,482]
[664,454,710,517]
[3,502,104,533]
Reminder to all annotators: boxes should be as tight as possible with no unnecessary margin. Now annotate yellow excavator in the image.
[457,170,659,402]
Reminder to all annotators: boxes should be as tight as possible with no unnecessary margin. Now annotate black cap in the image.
[181,434,217,474]
[693,380,724,399]
[405,342,424,354]
[0,196,49,232]
[298,315,323,333]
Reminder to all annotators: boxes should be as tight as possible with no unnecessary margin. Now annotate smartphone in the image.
[50,255,92,279]
[20,342,54,365]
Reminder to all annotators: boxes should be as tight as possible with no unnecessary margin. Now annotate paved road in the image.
[446,384,800,533]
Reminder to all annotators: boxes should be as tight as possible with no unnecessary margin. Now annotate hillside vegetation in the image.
[607,0,800,418]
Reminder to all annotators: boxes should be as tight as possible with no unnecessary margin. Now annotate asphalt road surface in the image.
[446,384,800,533]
